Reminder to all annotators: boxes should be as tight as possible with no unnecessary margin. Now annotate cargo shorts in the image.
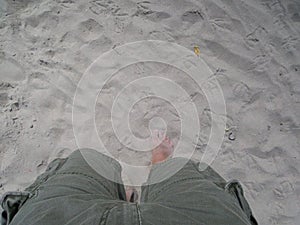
[1,149,258,225]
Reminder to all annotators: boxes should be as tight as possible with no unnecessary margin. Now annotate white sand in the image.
[0,0,300,224]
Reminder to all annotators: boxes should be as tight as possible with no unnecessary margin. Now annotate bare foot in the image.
[125,188,138,202]
[151,130,174,164]
[125,131,173,201]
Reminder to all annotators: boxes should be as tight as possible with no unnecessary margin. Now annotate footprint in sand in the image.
[181,10,204,24]
[0,58,25,82]
[76,18,104,42]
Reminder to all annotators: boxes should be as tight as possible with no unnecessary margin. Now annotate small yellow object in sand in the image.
[194,46,200,56]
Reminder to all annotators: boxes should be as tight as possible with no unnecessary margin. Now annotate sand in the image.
[0,0,300,224]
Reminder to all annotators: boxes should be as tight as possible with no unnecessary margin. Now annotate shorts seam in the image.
[136,203,142,225]
[55,172,116,198]
[99,204,119,225]
[149,176,202,199]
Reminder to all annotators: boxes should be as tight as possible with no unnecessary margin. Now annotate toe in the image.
[151,129,160,144]
[158,130,165,141]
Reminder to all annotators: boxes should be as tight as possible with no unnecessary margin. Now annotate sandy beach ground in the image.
[0,0,300,224]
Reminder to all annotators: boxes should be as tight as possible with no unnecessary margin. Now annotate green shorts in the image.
[1,149,258,225]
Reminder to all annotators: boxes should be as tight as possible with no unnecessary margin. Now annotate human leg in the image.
[1,149,127,225]
[139,136,257,225]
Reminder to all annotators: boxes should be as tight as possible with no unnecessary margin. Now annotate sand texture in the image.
[0,0,300,224]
